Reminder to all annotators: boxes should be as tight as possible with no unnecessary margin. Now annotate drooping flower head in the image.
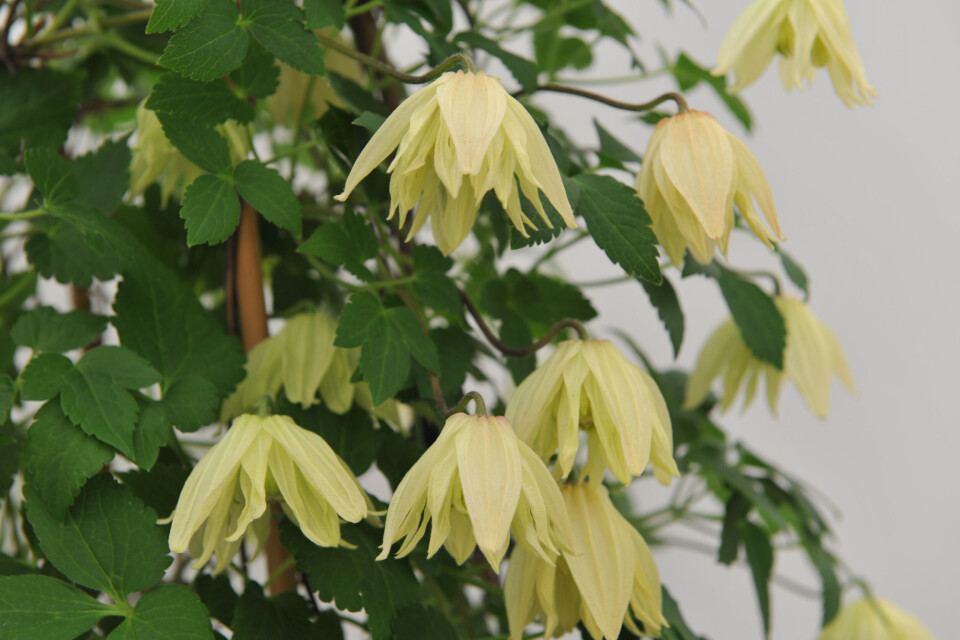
[334,70,576,255]
[505,481,667,640]
[686,296,856,418]
[713,0,877,107]
[378,413,574,573]
[221,311,409,429]
[636,109,783,266]
[168,414,369,573]
[505,340,679,486]
[128,102,248,206]
[819,597,936,640]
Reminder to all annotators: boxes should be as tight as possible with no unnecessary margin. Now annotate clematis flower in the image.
[378,412,574,572]
[636,109,783,266]
[221,311,409,429]
[505,481,667,640]
[128,102,248,206]
[685,296,856,418]
[505,340,679,486]
[819,597,936,640]
[334,70,576,255]
[168,414,369,573]
[713,0,877,107]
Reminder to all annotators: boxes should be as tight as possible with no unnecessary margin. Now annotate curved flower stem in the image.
[458,289,589,357]
[446,391,487,418]
[0,208,45,221]
[314,30,475,83]
[524,84,690,114]
[738,269,783,296]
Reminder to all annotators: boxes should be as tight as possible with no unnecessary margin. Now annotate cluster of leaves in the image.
[0,1,843,639]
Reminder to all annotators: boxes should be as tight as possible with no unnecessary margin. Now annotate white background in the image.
[482,1,957,638]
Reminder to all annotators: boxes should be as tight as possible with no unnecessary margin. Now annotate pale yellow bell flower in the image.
[505,339,679,486]
[686,296,856,418]
[505,481,667,640]
[636,109,783,266]
[266,29,363,127]
[221,311,410,429]
[128,102,249,206]
[168,414,369,573]
[334,70,576,255]
[819,597,936,640]
[378,412,574,573]
[713,0,876,107]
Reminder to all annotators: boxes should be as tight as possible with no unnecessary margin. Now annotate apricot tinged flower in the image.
[378,413,574,572]
[505,340,679,485]
[819,597,936,640]
[335,70,576,255]
[168,414,368,573]
[713,0,876,107]
[636,109,783,266]
[505,482,667,640]
[221,311,409,429]
[686,297,856,418]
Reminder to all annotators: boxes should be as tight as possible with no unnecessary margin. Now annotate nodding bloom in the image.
[636,109,783,266]
[685,296,856,418]
[505,481,667,640]
[819,597,936,640]
[713,0,876,107]
[378,413,574,573]
[505,340,679,486]
[221,311,409,429]
[334,70,576,255]
[128,102,248,206]
[168,414,369,573]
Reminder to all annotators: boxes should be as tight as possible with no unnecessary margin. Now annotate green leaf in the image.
[501,310,535,384]
[805,542,840,627]
[234,161,302,236]
[113,271,245,396]
[117,456,189,520]
[0,68,81,152]
[146,0,210,33]
[60,369,140,459]
[327,74,389,116]
[74,141,132,215]
[411,267,461,321]
[304,0,346,29]
[282,521,419,640]
[158,0,249,81]
[392,604,457,639]
[19,354,73,401]
[232,582,322,640]
[716,268,786,369]
[109,585,214,640]
[153,375,220,432]
[297,404,384,477]
[26,475,171,598]
[385,307,439,372]
[157,113,233,176]
[673,52,752,131]
[299,210,377,280]
[242,0,325,75]
[594,118,642,167]
[24,402,114,520]
[147,74,255,126]
[230,41,280,99]
[352,111,386,132]
[0,374,12,418]
[11,307,106,353]
[360,316,411,406]
[0,574,113,640]
[24,147,77,208]
[515,270,596,326]
[661,586,709,640]
[193,574,238,627]
[533,23,592,73]
[76,346,162,390]
[778,248,809,298]
[454,32,537,92]
[334,291,383,348]
[717,492,750,565]
[508,178,577,249]
[741,522,773,638]
[25,221,121,288]
[180,174,242,246]
[641,276,685,357]
[575,173,662,284]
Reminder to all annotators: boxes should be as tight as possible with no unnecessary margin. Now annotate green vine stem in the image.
[459,289,589,357]
[314,30,475,82]
[446,391,488,418]
[523,84,690,114]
